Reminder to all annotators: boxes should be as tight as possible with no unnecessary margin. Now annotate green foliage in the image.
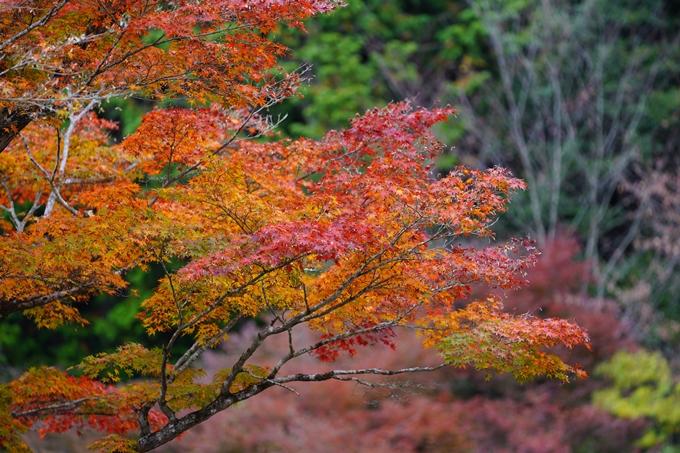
[87,434,137,453]
[271,0,487,140]
[76,343,164,383]
[99,98,151,142]
[594,350,680,449]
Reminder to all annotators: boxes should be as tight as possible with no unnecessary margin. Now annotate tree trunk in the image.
[0,109,33,153]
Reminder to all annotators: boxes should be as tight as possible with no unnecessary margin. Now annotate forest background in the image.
[2,0,680,451]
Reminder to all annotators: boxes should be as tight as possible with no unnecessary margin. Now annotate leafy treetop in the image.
[0,0,340,151]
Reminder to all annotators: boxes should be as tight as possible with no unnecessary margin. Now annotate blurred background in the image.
[4,0,680,451]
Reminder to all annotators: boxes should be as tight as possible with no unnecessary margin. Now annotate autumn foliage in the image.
[1,1,589,452]
[151,317,639,453]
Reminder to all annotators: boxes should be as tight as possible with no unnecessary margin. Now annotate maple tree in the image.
[0,1,590,452]
[16,239,640,453]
